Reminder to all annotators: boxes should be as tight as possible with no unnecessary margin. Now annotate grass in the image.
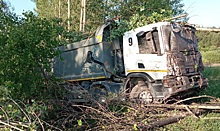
[201,66,220,97]
[164,113,220,131]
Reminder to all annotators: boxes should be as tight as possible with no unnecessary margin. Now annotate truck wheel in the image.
[130,85,153,104]
[125,77,154,103]
[89,85,107,103]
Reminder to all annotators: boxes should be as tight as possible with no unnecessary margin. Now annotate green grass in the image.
[164,113,220,131]
[202,66,220,97]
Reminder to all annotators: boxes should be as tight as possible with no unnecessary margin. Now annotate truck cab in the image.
[122,22,207,102]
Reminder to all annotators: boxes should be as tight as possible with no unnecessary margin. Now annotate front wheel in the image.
[124,77,154,103]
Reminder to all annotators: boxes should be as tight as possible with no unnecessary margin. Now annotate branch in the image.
[145,103,220,111]
[0,120,24,131]
[9,98,31,123]
[41,120,63,131]
[174,95,217,104]
[141,114,187,130]
[0,106,9,123]
[71,104,118,122]
[33,112,44,131]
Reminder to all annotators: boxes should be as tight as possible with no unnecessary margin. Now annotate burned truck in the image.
[53,21,207,103]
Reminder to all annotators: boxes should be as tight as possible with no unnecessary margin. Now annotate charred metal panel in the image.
[162,23,207,97]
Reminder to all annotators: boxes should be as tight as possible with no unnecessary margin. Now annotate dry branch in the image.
[0,120,24,131]
[141,114,186,130]
[174,95,217,104]
[145,103,220,111]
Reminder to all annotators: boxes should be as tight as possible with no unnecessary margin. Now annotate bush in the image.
[201,50,220,63]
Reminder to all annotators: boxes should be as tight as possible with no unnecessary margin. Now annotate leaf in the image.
[77,119,82,126]
[133,124,138,131]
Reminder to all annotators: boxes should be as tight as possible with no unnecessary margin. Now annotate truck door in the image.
[123,27,167,80]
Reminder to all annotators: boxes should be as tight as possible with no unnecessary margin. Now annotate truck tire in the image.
[124,75,154,103]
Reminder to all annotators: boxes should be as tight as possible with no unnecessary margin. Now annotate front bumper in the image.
[163,74,208,99]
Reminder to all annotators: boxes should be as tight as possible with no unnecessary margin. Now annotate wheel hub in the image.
[139,91,153,103]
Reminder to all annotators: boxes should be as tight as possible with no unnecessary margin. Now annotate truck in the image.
[53,21,208,103]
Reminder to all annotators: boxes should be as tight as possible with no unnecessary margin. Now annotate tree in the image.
[0,9,65,99]
[32,0,105,32]
[33,0,185,35]
[0,0,10,12]
[196,30,220,51]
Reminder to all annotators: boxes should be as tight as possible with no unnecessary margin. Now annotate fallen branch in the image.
[9,98,31,123]
[174,95,217,104]
[141,114,187,130]
[71,104,118,122]
[201,117,220,120]
[41,120,63,131]
[9,121,29,128]
[145,103,220,111]
[184,105,199,118]
[0,120,24,131]
[0,106,9,123]
[33,112,45,131]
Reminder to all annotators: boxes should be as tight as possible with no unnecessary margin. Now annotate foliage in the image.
[196,30,220,63]
[106,0,184,29]
[103,0,186,41]
[201,50,220,63]
[197,31,220,51]
[32,0,186,38]
[0,10,65,100]
[0,0,10,12]
[32,0,105,32]
[0,80,66,130]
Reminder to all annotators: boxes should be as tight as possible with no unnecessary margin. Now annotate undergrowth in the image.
[201,50,220,63]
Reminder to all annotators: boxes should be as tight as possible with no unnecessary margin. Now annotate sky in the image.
[7,0,36,15]
[183,0,220,27]
[7,0,220,27]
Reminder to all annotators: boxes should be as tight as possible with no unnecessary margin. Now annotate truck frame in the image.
[53,21,207,103]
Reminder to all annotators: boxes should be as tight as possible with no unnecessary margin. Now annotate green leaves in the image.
[133,124,138,131]
[104,0,185,40]
[0,11,65,100]
[77,119,82,126]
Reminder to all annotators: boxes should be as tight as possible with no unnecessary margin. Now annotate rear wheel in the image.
[89,84,107,103]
